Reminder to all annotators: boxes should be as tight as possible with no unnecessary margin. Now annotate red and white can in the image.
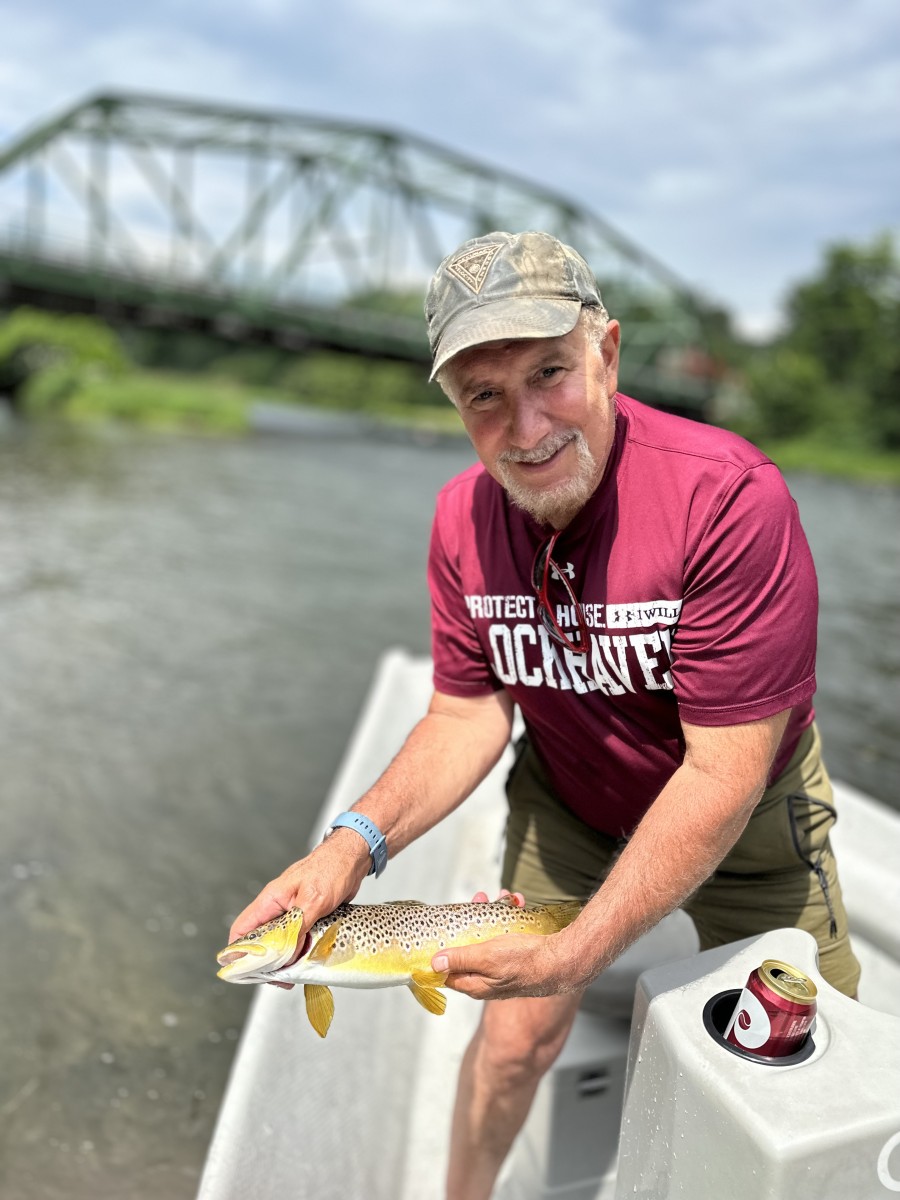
[724,959,817,1057]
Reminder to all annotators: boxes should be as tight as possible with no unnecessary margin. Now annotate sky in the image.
[0,0,897,339]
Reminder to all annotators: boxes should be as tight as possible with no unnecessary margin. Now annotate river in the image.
[0,420,897,1199]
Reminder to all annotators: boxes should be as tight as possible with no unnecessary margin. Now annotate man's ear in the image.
[602,320,621,395]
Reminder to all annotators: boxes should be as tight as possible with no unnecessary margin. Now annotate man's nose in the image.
[507,395,551,449]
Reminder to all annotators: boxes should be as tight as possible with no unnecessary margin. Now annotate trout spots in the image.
[302,898,578,961]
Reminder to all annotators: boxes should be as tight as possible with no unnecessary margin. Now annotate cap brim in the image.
[429,297,582,382]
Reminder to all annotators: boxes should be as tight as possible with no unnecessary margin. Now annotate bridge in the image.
[0,91,717,410]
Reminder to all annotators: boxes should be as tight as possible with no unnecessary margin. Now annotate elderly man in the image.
[230,231,859,1200]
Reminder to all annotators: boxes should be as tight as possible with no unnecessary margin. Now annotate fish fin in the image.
[410,968,448,988]
[408,980,447,1017]
[385,899,427,906]
[545,902,583,932]
[308,920,341,963]
[304,984,335,1038]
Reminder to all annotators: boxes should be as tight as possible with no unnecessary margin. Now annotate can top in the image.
[760,959,818,1003]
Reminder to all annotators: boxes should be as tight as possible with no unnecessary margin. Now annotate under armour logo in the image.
[550,562,575,582]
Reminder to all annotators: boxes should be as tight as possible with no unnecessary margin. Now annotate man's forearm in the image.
[229,688,512,943]
[555,710,792,990]
[429,712,791,1001]
[332,688,514,867]
[558,758,765,988]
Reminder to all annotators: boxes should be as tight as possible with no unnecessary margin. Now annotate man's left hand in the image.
[431,931,581,1000]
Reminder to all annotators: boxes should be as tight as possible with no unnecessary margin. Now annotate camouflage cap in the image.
[425,230,604,381]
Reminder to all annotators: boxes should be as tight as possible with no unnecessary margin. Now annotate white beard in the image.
[496,429,600,528]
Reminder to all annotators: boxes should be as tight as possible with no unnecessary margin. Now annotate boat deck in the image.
[198,649,900,1200]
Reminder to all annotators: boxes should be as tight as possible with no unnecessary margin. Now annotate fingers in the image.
[227,835,369,950]
[432,936,520,998]
[228,889,294,945]
[432,932,566,1001]
[470,889,526,907]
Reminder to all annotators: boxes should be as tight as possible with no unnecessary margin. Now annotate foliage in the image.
[742,349,870,443]
[757,437,900,486]
[208,347,289,388]
[279,350,439,410]
[0,307,129,403]
[57,371,249,433]
[742,234,900,450]
[345,288,426,321]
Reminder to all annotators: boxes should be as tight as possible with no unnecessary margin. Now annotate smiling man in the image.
[229,231,860,1200]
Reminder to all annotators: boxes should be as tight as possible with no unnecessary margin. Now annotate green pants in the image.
[501,723,861,997]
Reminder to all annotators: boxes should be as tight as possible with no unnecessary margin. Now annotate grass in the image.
[757,437,900,485]
[36,364,467,440]
[58,371,251,434]
[23,363,900,484]
[366,400,466,436]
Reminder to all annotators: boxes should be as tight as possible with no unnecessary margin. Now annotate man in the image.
[230,231,859,1200]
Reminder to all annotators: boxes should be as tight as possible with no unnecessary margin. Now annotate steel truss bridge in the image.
[0,91,715,409]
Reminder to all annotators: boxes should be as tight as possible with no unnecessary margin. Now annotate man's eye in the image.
[540,366,561,379]
[470,390,496,406]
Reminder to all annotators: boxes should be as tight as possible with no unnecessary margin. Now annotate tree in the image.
[784,234,900,447]
[744,234,899,448]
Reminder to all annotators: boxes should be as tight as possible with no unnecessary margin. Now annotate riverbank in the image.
[12,364,900,483]
[757,437,900,486]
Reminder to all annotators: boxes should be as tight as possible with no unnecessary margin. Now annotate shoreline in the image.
[4,391,898,484]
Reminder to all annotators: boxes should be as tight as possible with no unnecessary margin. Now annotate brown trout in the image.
[216,898,580,1037]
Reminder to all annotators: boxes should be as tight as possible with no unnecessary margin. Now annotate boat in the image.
[198,649,900,1200]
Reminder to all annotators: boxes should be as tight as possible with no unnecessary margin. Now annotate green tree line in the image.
[0,232,897,467]
[739,233,899,451]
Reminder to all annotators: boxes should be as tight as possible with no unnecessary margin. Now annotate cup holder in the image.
[703,989,816,1066]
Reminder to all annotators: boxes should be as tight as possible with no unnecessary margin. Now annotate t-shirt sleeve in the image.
[427,496,501,697]
[672,462,817,725]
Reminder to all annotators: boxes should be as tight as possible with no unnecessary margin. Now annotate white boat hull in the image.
[198,649,900,1200]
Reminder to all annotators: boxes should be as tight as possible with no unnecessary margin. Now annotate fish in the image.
[216,897,581,1037]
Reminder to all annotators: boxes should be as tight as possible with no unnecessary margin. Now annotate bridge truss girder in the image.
[0,91,714,405]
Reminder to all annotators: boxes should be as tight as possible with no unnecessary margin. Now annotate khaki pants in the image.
[501,724,861,997]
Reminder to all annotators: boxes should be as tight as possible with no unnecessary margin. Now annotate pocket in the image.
[717,791,830,876]
[785,791,837,867]
[717,790,837,875]
[784,792,840,938]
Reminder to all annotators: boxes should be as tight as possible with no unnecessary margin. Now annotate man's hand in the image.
[431,889,584,1000]
[431,928,585,1001]
[226,829,372,985]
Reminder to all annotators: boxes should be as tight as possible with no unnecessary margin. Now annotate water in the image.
[0,423,896,1199]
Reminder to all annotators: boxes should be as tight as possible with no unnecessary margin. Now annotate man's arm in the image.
[228,687,514,946]
[432,708,791,998]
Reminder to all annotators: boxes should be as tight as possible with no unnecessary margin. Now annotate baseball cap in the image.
[425,230,605,381]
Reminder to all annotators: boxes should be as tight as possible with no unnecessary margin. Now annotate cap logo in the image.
[445,243,502,294]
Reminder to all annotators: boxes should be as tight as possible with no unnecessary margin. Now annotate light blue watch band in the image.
[327,812,388,878]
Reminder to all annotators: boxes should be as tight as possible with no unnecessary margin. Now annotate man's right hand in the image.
[226,826,373,981]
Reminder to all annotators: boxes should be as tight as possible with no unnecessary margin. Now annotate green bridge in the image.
[0,91,717,411]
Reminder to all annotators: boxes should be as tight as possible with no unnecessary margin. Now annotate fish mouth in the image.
[215,930,312,981]
[215,942,270,967]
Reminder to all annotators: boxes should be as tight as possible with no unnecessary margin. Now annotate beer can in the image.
[724,959,817,1057]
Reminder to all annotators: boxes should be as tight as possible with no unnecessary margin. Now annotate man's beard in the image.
[496,429,600,528]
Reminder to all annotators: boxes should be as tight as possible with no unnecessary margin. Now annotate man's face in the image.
[443,316,621,528]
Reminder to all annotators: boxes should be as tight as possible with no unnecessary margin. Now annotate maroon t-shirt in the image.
[428,394,817,837]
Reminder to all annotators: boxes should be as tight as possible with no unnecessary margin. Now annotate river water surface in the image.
[0,421,897,1199]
